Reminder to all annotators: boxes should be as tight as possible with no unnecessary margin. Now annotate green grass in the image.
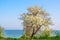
[0,36,60,40]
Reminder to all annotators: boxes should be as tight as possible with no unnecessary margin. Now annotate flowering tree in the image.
[20,6,53,40]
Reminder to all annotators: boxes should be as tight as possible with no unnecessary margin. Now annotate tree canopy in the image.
[20,6,53,40]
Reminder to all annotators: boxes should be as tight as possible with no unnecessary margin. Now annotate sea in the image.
[4,30,60,38]
[4,30,24,38]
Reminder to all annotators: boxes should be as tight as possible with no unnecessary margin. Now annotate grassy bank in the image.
[0,36,60,40]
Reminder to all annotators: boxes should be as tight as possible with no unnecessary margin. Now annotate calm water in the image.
[55,30,60,35]
[4,30,60,38]
[4,30,24,38]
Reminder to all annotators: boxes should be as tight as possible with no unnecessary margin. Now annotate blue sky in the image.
[0,0,60,30]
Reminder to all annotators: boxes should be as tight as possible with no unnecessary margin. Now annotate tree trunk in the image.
[30,27,34,40]
[30,25,42,40]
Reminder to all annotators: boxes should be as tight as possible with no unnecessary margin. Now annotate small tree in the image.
[20,6,53,40]
[0,26,4,38]
[40,27,53,37]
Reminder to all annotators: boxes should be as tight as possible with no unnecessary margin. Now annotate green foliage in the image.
[18,35,60,40]
[0,35,60,40]
[40,27,53,37]
[0,26,5,38]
